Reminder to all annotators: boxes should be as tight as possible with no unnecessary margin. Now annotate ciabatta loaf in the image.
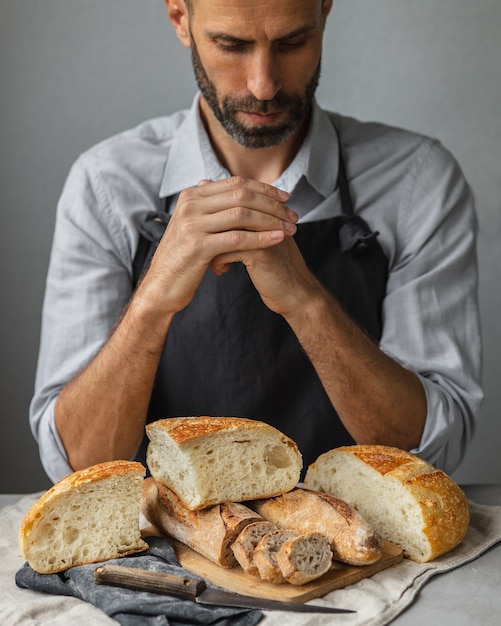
[146,416,302,510]
[304,445,470,562]
[19,460,147,574]
[141,478,262,567]
[251,488,383,566]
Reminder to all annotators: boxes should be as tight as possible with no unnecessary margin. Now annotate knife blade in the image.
[94,564,355,614]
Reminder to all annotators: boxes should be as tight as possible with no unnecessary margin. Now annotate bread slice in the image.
[231,520,278,576]
[141,478,262,567]
[19,460,148,574]
[304,445,470,562]
[146,416,302,510]
[253,530,299,583]
[277,533,333,585]
[251,488,383,565]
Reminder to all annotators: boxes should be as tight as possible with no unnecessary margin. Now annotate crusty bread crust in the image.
[251,488,383,566]
[304,445,470,562]
[19,460,147,573]
[141,478,263,567]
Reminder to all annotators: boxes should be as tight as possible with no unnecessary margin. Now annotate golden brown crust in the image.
[332,446,470,559]
[142,478,263,567]
[251,488,383,565]
[306,445,470,561]
[19,460,147,573]
[19,460,145,540]
[145,416,299,454]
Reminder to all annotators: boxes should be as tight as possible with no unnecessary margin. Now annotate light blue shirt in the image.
[31,95,483,482]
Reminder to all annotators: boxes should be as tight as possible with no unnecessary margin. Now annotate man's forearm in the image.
[286,289,427,450]
[55,285,174,472]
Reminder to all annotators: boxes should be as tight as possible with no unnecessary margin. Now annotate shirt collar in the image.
[159,94,212,198]
[274,100,339,197]
[159,94,339,199]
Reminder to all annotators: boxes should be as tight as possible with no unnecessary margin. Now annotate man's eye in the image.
[278,39,306,51]
[216,40,247,52]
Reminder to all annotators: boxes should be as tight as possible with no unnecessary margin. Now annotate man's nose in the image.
[246,51,282,101]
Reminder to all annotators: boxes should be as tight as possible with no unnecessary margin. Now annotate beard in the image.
[190,38,321,149]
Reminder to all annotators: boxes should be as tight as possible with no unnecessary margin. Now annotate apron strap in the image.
[336,127,381,252]
[132,211,171,287]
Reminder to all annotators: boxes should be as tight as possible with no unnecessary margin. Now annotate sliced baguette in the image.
[304,444,469,562]
[253,530,299,583]
[18,460,147,574]
[145,416,302,510]
[251,487,383,565]
[141,477,262,567]
[277,533,333,585]
[230,520,278,576]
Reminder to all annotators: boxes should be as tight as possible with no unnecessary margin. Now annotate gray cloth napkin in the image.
[15,536,262,626]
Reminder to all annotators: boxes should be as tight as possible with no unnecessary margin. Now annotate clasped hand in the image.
[145,176,319,318]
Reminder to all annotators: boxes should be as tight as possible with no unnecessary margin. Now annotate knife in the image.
[94,564,355,614]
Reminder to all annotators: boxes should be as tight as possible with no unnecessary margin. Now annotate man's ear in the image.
[164,0,191,48]
[322,0,334,19]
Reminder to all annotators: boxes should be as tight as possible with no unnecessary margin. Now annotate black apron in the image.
[132,125,388,471]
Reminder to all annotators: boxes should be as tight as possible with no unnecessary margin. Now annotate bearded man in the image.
[31,0,482,482]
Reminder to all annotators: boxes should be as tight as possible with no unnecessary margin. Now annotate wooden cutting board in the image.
[173,539,403,604]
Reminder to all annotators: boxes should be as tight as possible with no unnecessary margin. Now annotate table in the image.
[2,485,500,624]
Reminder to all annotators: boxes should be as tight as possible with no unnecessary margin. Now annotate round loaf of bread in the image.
[304,445,469,562]
[146,416,302,510]
[19,460,148,574]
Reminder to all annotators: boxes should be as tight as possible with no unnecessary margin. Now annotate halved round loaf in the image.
[19,460,148,573]
[304,445,469,562]
[146,416,302,510]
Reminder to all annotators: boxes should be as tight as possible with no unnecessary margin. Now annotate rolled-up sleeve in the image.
[379,140,483,474]
[30,154,135,483]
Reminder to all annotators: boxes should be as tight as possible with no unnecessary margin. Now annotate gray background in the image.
[1,0,499,493]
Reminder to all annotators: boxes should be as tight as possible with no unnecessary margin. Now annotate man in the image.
[31,0,482,483]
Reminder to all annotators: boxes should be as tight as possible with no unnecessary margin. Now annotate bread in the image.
[145,416,302,510]
[277,533,333,585]
[251,487,383,565]
[304,445,470,562]
[230,520,278,575]
[253,530,299,583]
[141,477,263,567]
[252,530,332,585]
[18,460,147,574]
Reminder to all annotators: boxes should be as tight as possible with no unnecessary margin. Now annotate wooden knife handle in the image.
[94,564,206,600]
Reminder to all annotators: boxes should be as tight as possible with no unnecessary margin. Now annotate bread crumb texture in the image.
[19,460,147,574]
[146,417,302,509]
[304,445,469,562]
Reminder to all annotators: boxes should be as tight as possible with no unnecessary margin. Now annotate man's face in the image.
[185,0,330,149]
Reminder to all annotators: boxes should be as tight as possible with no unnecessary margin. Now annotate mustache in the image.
[222,93,303,115]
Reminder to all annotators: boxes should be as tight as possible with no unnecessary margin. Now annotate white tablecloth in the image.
[1,493,500,626]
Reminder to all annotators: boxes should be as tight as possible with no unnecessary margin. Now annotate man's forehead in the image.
[190,0,324,35]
